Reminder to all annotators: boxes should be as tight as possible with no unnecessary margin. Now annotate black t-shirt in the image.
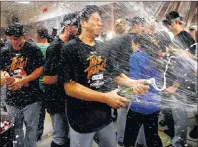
[61,38,121,133]
[0,42,44,108]
[44,37,67,113]
[173,31,196,55]
[172,31,196,102]
[105,34,133,76]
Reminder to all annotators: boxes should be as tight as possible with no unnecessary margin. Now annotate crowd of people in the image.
[0,5,197,147]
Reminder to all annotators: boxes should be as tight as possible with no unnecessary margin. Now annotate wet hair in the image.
[36,26,48,39]
[79,5,101,21]
[5,22,24,37]
[60,11,81,35]
[126,17,146,27]
[61,11,80,27]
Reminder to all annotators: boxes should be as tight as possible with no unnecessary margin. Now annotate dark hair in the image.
[5,22,24,37]
[126,17,146,27]
[61,11,80,27]
[132,34,150,48]
[162,19,171,27]
[80,5,101,21]
[36,26,48,39]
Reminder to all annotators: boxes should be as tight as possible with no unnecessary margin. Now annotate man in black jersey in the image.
[61,5,149,147]
[43,12,79,147]
[162,11,197,147]
[1,23,44,147]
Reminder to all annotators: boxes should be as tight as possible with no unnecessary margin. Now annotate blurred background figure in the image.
[115,18,126,36]
[35,25,50,141]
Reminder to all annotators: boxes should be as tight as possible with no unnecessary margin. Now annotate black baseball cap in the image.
[126,17,146,27]
[163,11,184,26]
[5,23,24,37]
[61,12,79,27]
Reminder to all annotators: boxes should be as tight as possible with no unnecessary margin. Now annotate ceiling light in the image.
[17,2,30,4]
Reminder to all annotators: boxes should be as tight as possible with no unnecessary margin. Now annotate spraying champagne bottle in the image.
[117,87,133,97]
[117,80,152,102]
[117,80,150,96]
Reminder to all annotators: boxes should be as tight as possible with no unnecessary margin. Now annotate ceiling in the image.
[1,1,53,26]
[1,1,51,14]
[1,1,196,31]
[0,1,112,27]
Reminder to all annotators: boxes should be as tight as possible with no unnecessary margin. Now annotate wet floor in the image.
[36,112,197,147]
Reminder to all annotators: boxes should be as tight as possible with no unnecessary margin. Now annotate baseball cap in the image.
[126,17,146,27]
[60,12,79,27]
[163,11,185,25]
[115,19,125,26]
[5,23,24,37]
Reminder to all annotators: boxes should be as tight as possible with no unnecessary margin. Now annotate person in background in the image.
[123,34,162,147]
[52,27,58,38]
[47,27,58,43]
[35,25,50,141]
[113,18,129,147]
[103,16,148,147]
[43,12,80,147]
[163,11,196,54]
[162,11,197,147]
[127,17,147,35]
[36,26,50,58]
[115,18,126,36]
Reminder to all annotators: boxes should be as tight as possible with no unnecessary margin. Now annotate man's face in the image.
[9,36,25,50]
[115,24,125,34]
[167,20,179,33]
[81,12,102,37]
[70,25,78,35]
[135,24,145,34]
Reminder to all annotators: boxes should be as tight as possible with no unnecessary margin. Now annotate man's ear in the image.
[80,20,86,29]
